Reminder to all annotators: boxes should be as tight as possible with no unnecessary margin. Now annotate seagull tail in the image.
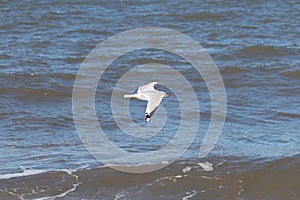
[124,94,138,98]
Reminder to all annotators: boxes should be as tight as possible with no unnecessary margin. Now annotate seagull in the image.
[124,82,169,123]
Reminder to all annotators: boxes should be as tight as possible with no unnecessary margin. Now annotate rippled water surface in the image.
[1,0,300,199]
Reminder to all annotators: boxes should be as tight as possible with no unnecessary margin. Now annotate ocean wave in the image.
[0,73,74,100]
[220,65,248,75]
[0,156,299,199]
[0,169,46,180]
[0,168,79,200]
[181,12,229,21]
[283,69,300,80]
[274,111,300,120]
[234,45,297,57]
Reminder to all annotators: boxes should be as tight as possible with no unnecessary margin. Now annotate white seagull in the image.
[124,82,169,123]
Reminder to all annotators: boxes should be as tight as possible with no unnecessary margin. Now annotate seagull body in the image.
[124,82,169,123]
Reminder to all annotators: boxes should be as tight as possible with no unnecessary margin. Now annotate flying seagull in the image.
[124,82,169,123]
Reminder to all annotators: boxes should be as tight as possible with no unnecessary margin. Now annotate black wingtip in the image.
[144,113,151,123]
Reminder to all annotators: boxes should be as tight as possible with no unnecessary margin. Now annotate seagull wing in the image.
[144,91,164,116]
[138,82,158,93]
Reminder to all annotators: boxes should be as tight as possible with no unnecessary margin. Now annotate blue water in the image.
[0,0,300,199]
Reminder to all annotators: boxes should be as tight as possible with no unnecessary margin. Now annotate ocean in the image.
[1,0,300,199]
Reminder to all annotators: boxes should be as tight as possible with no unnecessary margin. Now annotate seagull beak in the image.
[165,93,170,97]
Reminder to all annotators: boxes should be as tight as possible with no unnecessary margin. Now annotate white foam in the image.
[0,168,82,200]
[197,162,214,172]
[0,169,46,180]
[182,190,198,200]
[201,175,215,180]
[33,182,80,200]
[32,172,80,200]
[182,166,192,173]
[174,175,183,179]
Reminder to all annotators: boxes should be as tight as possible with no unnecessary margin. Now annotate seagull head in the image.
[163,92,170,97]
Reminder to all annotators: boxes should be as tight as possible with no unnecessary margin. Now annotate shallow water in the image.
[1,0,300,199]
